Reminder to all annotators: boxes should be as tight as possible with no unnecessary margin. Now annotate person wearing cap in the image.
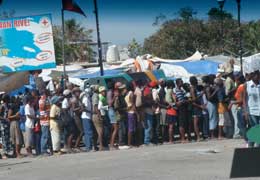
[91,85,103,151]
[71,87,84,151]
[81,87,94,152]
[114,84,128,147]
[98,86,109,149]
[61,89,76,153]
[107,81,118,150]
[50,96,62,155]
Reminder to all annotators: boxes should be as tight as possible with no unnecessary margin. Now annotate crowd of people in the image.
[0,69,260,159]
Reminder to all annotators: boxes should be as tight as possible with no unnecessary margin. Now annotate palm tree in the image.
[53,19,94,64]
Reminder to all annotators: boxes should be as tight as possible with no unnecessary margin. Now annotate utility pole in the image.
[93,0,104,76]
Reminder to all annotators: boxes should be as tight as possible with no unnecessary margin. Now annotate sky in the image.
[1,0,260,45]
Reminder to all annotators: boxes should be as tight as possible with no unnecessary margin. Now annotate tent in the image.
[168,60,220,75]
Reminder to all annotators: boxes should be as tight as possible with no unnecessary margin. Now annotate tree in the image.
[208,7,233,21]
[128,38,143,58]
[143,7,260,59]
[178,7,197,22]
[53,19,94,65]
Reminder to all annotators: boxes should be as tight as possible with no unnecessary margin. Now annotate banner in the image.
[0,14,56,73]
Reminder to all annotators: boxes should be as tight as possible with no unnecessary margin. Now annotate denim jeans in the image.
[82,118,94,151]
[144,113,153,145]
[231,103,239,137]
[34,132,41,155]
[248,115,260,147]
[41,126,51,154]
[237,108,248,142]
[102,115,110,148]
[207,102,218,130]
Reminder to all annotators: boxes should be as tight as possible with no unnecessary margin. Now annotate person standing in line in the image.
[190,76,203,142]
[107,81,118,150]
[134,80,144,146]
[157,79,168,144]
[151,81,160,145]
[31,90,41,155]
[71,87,84,151]
[92,85,104,151]
[8,97,23,158]
[124,82,136,147]
[0,95,12,159]
[225,72,239,138]
[143,82,155,146]
[229,74,247,145]
[175,78,189,143]
[98,86,109,149]
[243,71,260,148]
[117,84,128,148]
[197,84,209,139]
[81,87,94,152]
[203,75,219,139]
[24,96,37,156]
[215,78,227,140]
[165,80,177,144]
[39,90,52,155]
[19,97,27,148]
[62,89,76,153]
[50,96,63,155]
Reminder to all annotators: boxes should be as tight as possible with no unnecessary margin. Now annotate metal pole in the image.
[61,9,66,89]
[93,0,104,76]
[237,0,243,73]
[220,6,224,54]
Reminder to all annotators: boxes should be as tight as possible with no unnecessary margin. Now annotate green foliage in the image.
[53,19,94,65]
[208,7,233,21]
[128,38,143,58]
[143,7,260,59]
[178,7,197,22]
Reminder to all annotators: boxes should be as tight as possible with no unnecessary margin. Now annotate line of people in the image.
[0,70,259,159]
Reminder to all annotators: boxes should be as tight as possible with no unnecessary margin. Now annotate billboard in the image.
[0,14,56,73]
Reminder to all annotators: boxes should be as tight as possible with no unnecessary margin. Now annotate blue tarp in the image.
[165,60,220,75]
[74,68,124,79]
[9,85,33,97]
[74,60,219,80]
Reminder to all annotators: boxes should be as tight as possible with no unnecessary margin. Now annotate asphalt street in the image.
[0,139,257,180]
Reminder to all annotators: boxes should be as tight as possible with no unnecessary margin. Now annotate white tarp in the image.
[243,53,260,74]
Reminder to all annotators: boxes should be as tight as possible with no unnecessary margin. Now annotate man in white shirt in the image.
[24,97,36,156]
[81,88,94,151]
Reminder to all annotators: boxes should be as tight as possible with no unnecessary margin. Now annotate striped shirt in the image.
[175,87,185,102]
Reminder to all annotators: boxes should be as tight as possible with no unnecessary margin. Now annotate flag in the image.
[62,0,86,17]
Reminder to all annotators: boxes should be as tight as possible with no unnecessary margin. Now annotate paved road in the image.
[0,139,256,180]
